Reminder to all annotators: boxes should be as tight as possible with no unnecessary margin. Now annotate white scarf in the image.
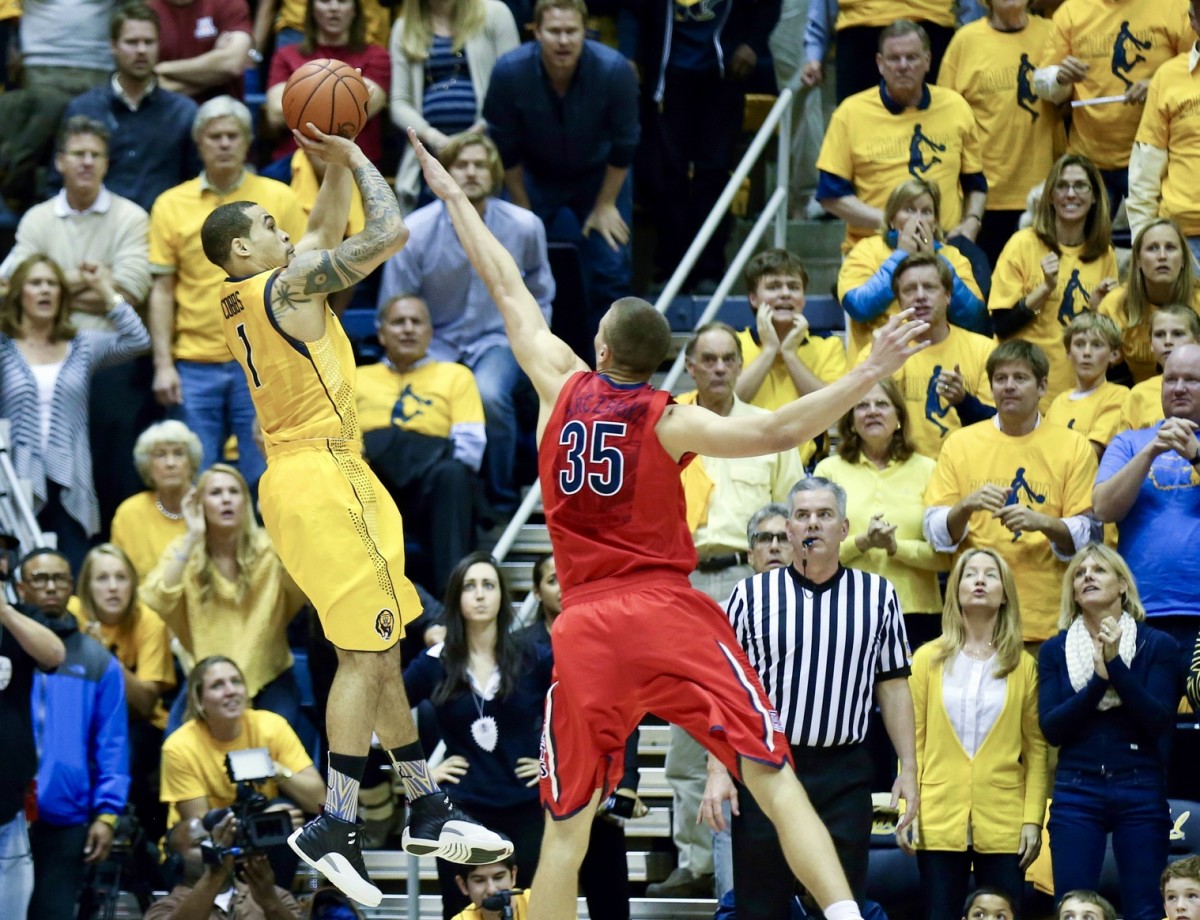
[1065,612,1137,711]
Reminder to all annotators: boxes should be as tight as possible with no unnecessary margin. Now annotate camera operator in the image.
[144,814,301,920]
[160,656,324,887]
[450,856,529,920]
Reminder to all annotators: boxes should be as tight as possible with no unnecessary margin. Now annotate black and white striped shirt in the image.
[725,565,911,748]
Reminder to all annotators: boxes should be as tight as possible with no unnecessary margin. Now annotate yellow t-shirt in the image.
[1040,0,1191,169]
[1121,374,1165,429]
[289,150,365,238]
[812,452,950,614]
[450,890,532,920]
[924,420,1098,641]
[736,327,847,464]
[160,709,313,827]
[937,17,1061,210]
[149,173,307,363]
[833,0,954,30]
[859,325,996,460]
[71,601,176,729]
[139,532,306,699]
[1136,51,1200,235]
[816,84,983,249]
[110,491,189,580]
[837,235,983,360]
[1097,284,1200,383]
[1044,381,1129,447]
[355,360,485,438]
[989,227,1119,406]
[219,268,358,453]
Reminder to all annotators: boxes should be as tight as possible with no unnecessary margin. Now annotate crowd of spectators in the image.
[1,0,1200,918]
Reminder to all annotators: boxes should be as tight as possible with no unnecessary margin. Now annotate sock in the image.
[386,742,440,800]
[326,752,369,822]
[824,901,863,920]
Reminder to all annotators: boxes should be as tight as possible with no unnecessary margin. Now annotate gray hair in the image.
[375,291,428,328]
[192,95,253,144]
[746,503,790,545]
[787,476,847,519]
[133,420,203,487]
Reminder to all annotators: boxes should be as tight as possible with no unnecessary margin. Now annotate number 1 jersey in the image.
[539,371,697,595]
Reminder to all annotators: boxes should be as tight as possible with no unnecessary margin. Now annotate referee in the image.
[700,477,919,917]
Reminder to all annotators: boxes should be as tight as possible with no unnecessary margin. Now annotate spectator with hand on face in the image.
[144,814,302,919]
[839,178,986,362]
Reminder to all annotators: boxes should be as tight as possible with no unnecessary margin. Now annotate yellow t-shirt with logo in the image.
[149,173,307,363]
[837,235,983,360]
[937,17,1061,211]
[924,420,1098,641]
[355,360,485,438]
[1121,374,1165,429]
[1097,284,1200,383]
[1136,51,1200,235]
[989,228,1119,406]
[816,84,982,249]
[859,325,995,460]
[1044,380,1129,447]
[1040,0,1191,169]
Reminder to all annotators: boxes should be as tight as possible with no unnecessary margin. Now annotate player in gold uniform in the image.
[199,128,511,907]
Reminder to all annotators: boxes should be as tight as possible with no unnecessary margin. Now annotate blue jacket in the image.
[31,611,129,826]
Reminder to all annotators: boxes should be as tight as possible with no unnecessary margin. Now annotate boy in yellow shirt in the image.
[451,858,535,920]
[1120,304,1200,430]
[1045,312,1128,458]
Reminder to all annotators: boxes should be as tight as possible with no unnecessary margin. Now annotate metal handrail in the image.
[495,77,811,585]
[0,419,48,553]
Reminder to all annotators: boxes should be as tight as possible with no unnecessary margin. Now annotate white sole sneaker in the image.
[288,827,383,907]
[401,819,515,865]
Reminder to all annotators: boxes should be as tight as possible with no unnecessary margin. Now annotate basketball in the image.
[282,58,369,141]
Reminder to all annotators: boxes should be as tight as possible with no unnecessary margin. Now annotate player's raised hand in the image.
[408,126,462,202]
[863,308,931,378]
[293,123,360,168]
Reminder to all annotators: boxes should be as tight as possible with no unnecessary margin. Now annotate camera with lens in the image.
[481,889,526,919]
[201,748,293,864]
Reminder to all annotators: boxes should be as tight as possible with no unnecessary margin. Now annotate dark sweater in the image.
[403,640,553,811]
[1038,624,1181,776]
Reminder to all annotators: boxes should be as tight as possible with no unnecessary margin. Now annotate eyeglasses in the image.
[750,531,788,546]
[1053,181,1092,195]
[26,572,71,587]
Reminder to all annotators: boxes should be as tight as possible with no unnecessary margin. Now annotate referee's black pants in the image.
[731,743,874,918]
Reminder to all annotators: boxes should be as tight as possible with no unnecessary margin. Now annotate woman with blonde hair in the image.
[1038,544,1181,920]
[898,548,1046,919]
[110,420,203,579]
[389,0,518,209]
[990,154,1119,405]
[1098,217,1200,383]
[0,253,148,568]
[77,542,176,839]
[813,378,950,648]
[838,178,987,359]
[141,463,307,733]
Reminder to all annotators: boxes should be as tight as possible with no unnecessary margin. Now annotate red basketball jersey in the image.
[539,372,697,595]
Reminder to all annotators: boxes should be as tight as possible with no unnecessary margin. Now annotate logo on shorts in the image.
[768,709,784,733]
[375,609,395,641]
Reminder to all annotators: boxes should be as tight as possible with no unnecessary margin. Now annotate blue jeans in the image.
[524,169,633,329]
[1048,767,1172,920]
[174,359,266,488]
[712,803,734,900]
[0,810,32,919]
[1187,236,1200,272]
[464,345,525,511]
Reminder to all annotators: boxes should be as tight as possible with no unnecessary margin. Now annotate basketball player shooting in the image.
[410,128,932,920]
[199,125,511,907]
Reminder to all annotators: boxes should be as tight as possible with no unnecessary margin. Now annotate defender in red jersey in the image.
[412,128,931,920]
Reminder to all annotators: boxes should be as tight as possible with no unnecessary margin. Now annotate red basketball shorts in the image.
[538,574,790,818]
